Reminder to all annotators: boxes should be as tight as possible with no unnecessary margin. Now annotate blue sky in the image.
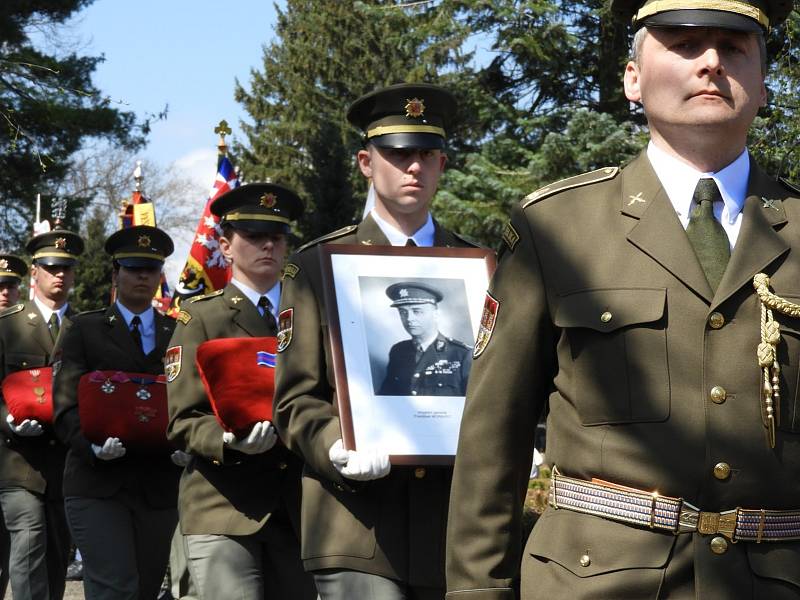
[67,0,280,188]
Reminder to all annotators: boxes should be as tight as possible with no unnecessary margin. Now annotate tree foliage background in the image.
[0,0,155,252]
[236,0,800,249]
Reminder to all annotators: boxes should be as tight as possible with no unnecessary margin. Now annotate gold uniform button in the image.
[710,386,727,404]
[600,311,612,323]
[414,467,426,479]
[710,536,728,554]
[579,554,591,567]
[708,312,725,329]
[713,462,731,480]
[212,459,221,466]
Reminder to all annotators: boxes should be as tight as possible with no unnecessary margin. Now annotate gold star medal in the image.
[405,97,425,118]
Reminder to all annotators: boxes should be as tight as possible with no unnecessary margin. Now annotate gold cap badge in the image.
[137,235,151,248]
[54,237,67,249]
[405,97,425,118]
[0,259,7,270]
[260,193,277,208]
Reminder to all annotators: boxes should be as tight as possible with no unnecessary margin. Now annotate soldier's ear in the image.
[357,149,372,179]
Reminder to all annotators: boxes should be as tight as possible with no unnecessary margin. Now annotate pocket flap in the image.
[554,288,666,333]
[528,508,676,577]
[5,353,46,370]
[747,542,800,589]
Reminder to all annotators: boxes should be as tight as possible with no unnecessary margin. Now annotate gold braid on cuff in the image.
[753,273,800,447]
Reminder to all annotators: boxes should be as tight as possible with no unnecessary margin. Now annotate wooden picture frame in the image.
[320,244,496,465]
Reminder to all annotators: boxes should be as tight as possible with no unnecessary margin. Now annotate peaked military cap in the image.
[210,182,303,235]
[347,83,456,150]
[105,225,174,269]
[386,282,444,307]
[0,255,26,284]
[610,0,792,31]
[26,230,84,267]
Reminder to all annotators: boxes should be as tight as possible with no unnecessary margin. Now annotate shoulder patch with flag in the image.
[277,308,294,353]
[473,292,500,359]
[165,346,182,382]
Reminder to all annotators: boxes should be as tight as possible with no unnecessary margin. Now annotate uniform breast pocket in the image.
[5,352,46,371]
[554,288,669,426]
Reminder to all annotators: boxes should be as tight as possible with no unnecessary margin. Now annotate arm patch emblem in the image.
[277,308,294,353]
[165,346,182,382]
[473,292,500,359]
[502,222,519,253]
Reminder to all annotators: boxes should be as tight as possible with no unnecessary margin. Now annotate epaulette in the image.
[451,231,483,249]
[295,224,358,253]
[522,166,619,208]
[188,289,224,303]
[780,177,800,197]
[0,303,23,319]
[449,337,472,350]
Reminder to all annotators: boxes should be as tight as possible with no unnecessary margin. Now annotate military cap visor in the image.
[0,255,26,284]
[348,83,456,149]
[210,183,303,234]
[610,0,790,30]
[26,230,84,267]
[105,225,174,269]
[386,282,444,307]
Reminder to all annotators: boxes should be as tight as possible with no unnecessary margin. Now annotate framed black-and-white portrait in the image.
[320,244,496,464]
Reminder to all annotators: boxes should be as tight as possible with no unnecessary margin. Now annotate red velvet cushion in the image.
[78,371,170,452]
[195,337,276,437]
[2,368,53,424]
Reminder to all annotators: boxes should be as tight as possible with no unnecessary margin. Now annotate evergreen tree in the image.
[234,0,474,240]
[71,207,112,311]
[0,0,151,251]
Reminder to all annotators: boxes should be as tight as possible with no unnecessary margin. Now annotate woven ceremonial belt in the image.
[549,466,800,543]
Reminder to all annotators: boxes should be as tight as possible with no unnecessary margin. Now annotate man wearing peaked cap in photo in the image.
[446,0,800,599]
[0,255,26,310]
[166,183,317,600]
[379,282,471,397]
[51,224,181,600]
[0,228,83,600]
[274,83,481,600]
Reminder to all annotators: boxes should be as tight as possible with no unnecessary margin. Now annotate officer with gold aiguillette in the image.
[446,0,800,598]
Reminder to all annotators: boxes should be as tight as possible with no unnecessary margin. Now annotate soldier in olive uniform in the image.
[52,225,180,599]
[0,255,26,310]
[378,282,471,397]
[0,230,83,600]
[166,183,316,600]
[274,84,480,600]
[446,1,800,599]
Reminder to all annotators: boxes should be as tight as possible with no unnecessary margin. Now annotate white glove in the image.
[329,439,391,481]
[170,450,191,467]
[92,437,126,461]
[222,421,277,455]
[6,414,43,437]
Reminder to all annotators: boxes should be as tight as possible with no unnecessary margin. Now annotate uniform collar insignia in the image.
[628,192,646,206]
[361,239,373,245]
[762,197,780,211]
[435,339,445,351]
[230,296,243,304]
[108,314,116,323]
[27,312,37,320]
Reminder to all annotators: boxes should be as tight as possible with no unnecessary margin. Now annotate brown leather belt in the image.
[549,466,800,543]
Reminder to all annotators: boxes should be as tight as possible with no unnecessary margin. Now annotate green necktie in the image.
[686,178,730,292]
[48,313,60,341]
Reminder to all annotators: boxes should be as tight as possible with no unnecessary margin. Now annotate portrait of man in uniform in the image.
[376,280,472,397]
